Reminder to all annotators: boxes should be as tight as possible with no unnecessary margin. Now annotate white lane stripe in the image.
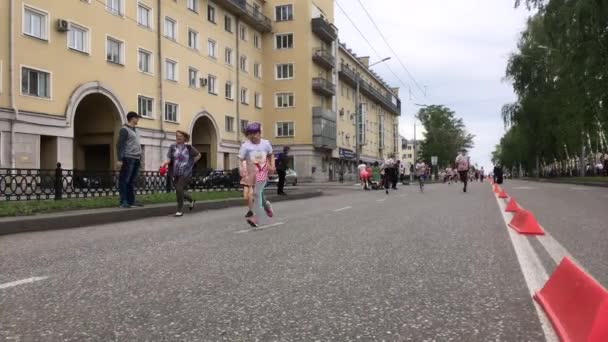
[376,198,386,202]
[399,194,407,197]
[235,222,285,234]
[332,206,352,212]
[0,277,48,290]
[494,197,558,342]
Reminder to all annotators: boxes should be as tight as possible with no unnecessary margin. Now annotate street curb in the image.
[520,178,608,188]
[0,190,323,236]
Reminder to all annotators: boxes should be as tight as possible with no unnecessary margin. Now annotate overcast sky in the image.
[334,0,531,169]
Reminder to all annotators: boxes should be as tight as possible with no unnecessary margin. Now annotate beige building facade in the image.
[0,0,401,182]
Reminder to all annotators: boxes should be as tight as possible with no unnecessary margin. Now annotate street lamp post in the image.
[354,57,391,164]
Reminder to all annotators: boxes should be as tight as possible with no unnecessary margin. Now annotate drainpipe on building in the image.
[9,0,19,169]
[157,0,166,164]
[235,18,241,144]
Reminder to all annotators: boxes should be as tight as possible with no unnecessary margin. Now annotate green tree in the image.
[417,105,475,168]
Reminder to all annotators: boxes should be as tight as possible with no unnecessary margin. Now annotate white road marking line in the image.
[570,187,590,190]
[399,194,407,197]
[235,221,285,234]
[376,198,387,202]
[0,277,48,290]
[332,206,352,212]
[513,186,536,190]
[494,197,558,342]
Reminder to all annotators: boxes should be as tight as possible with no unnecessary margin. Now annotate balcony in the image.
[214,0,272,33]
[311,17,338,43]
[313,107,337,149]
[359,81,402,116]
[338,63,358,87]
[312,77,336,97]
[312,47,335,70]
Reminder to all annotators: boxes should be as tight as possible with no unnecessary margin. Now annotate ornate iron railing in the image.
[0,168,241,201]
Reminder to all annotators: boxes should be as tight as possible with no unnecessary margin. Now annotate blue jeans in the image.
[119,158,140,206]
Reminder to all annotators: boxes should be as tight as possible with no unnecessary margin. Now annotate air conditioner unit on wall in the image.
[57,19,69,32]
[199,78,208,87]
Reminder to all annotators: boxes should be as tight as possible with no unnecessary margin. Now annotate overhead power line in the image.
[335,0,415,99]
[355,0,426,97]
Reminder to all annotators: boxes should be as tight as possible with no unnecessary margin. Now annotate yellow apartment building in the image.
[0,0,401,182]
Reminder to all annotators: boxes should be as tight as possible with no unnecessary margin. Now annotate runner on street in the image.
[455,149,471,192]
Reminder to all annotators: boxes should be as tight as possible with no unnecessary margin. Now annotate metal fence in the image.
[0,168,241,201]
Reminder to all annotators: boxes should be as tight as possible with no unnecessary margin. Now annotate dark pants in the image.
[384,169,397,190]
[277,169,287,194]
[458,170,468,191]
[174,176,193,211]
[119,158,140,206]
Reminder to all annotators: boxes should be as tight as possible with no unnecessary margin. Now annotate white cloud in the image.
[335,0,530,169]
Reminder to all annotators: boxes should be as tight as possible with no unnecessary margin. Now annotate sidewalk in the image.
[521,177,608,188]
[0,189,323,236]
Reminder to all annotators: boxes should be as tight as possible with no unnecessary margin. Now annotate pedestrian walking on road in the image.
[161,130,201,217]
[116,111,143,208]
[276,146,290,196]
[415,158,428,192]
[239,123,276,228]
[381,155,397,194]
[358,160,370,190]
[493,164,504,185]
[455,149,471,192]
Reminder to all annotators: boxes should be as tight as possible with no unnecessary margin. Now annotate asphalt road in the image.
[1,181,583,341]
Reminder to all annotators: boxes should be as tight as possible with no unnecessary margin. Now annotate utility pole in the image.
[355,74,361,163]
[580,131,586,177]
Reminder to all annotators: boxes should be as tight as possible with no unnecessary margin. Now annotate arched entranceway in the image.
[73,93,123,171]
[191,113,218,172]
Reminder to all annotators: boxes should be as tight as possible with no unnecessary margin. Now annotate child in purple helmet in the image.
[239,123,276,227]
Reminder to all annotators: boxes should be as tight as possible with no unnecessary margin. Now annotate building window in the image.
[23,6,48,40]
[137,3,152,28]
[239,25,247,41]
[187,0,199,13]
[164,17,177,40]
[275,4,293,21]
[21,67,50,98]
[106,0,123,15]
[106,37,124,64]
[68,23,89,53]
[254,34,261,49]
[165,59,177,81]
[188,29,199,50]
[188,68,198,88]
[208,39,217,58]
[138,95,153,118]
[275,33,293,49]
[138,49,152,73]
[240,56,247,72]
[240,88,249,104]
[225,82,233,99]
[254,63,261,78]
[208,75,217,94]
[224,15,233,33]
[164,102,178,122]
[225,116,235,132]
[255,93,262,108]
[208,5,216,23]
[275,92,294,108]
[240,120,249,133]
[276,63,294,80]
[276,122,294,137]
[225,48,233,65]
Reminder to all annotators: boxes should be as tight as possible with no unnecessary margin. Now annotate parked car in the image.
[267,168,298,186]
[192,168,240,189]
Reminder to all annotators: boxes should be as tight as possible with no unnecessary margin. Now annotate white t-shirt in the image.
[455,154,470,171]
[239,139,273,183]
[358,164,367,173]
[415,162,427,176]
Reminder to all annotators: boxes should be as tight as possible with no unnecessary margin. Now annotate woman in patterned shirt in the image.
[161,130,201,217]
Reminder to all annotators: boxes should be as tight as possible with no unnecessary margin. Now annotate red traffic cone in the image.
[505,198,521,213]
[498,189,509,199]
[534,257,608,342]
[508,209,545,235]
[493,185,501,194]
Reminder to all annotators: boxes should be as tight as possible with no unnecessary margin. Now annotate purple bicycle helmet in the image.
[245,122,262,133]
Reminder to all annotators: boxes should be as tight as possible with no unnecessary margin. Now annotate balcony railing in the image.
[312,77,336,97]
[214,0,272,33]
[339,63,401,115]
[311,17,338,43]
[312,107,337,149]
[338,63,358,87]
[312,47,335,70]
